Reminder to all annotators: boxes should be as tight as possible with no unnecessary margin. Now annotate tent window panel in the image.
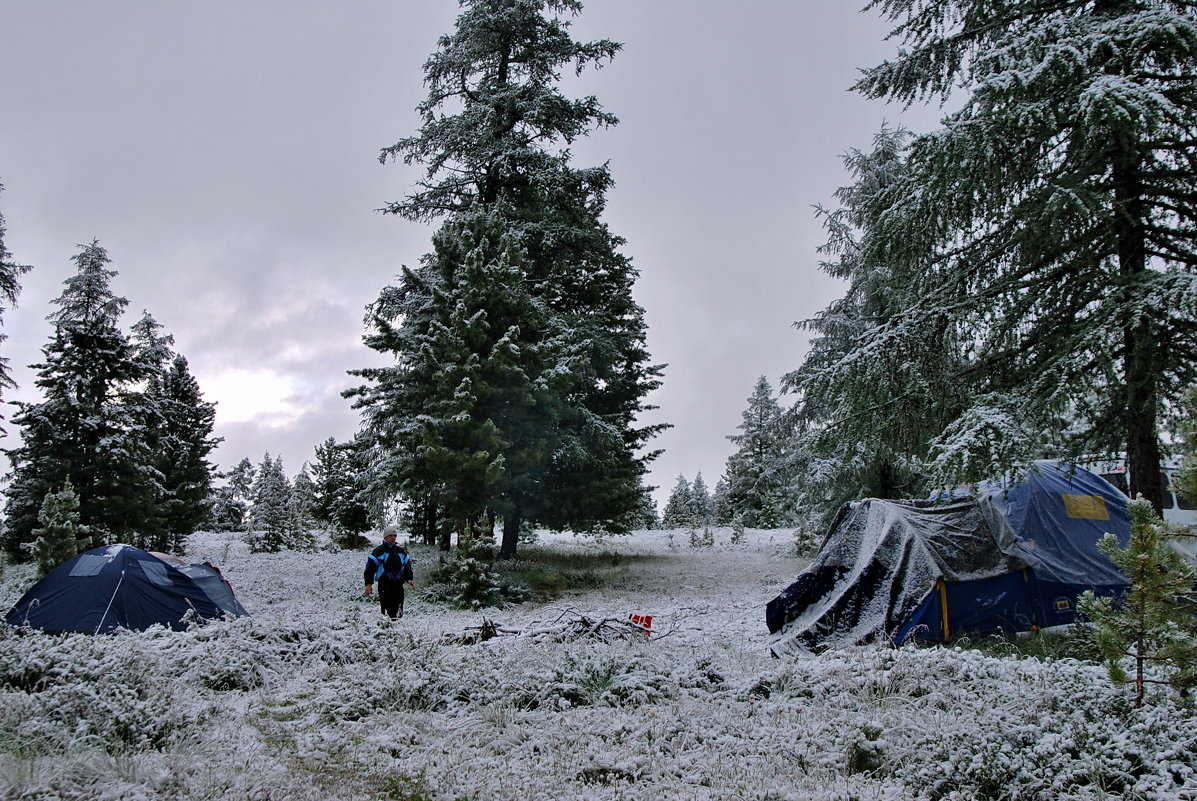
[1061,494,1109,520]
[138,561,174,587]
[68,555,110,577]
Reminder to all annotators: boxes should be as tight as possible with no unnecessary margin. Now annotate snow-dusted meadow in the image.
[1,527,1195,801]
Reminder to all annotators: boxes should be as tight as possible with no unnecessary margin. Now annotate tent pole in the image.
[96,570,126,635]
[937,578,950,642]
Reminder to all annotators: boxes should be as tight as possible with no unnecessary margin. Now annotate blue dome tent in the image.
[766,461,1131,654]
[5,544,248,634]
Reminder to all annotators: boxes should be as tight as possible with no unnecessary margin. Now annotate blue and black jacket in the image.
[364,542,413,586]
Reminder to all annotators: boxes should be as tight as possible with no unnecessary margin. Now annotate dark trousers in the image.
[378,581,405,618]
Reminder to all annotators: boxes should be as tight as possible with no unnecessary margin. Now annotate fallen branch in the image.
[442,606,679,645]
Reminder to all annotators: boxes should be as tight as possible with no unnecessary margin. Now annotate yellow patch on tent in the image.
[1061,493,1109,520]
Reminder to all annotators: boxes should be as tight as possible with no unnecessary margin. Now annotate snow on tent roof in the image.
[5,544,248,634]
[766,461,1131,654]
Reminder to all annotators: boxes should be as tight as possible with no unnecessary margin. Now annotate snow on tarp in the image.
[767,461,1132,654]
[766,498,1029,654]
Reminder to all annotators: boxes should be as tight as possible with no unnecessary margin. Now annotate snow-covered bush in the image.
[424,555,533,609]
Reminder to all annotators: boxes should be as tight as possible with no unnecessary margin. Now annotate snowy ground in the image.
[1,527,1195,801]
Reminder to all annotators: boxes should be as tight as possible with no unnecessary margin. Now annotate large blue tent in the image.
[766,461,1131,654]
[5,544,248,634]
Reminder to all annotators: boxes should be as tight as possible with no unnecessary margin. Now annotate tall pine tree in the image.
[353,0,664,558]
[723,376,795,527]
[660,475,694,529]
[784,129,964,528]
[310,437,372,547]
[27,479,88,577]
[840,0,1197,507]
[0,181,31,428]
[152,355,219,550]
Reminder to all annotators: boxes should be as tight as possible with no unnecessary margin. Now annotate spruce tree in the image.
[209,457,256,532]
[1172,384,1197,505]
[842,1,1197,507]
[785,128,966,529]
[661,475,693,529]
[1079,499,1197,706]
[2,242,150,559]
[153,355,219,550]
[207,483,242,533]
[712,478,731,526]
[689,473,714,527]
[124,312,174,550]
[228,458,256,520]
[288,465,318,551]
[27,479,88,577]
[354,0,664,559]
[723,376,796,527]
[311,437,372,548]
[0,181,31,426]
[247,453,292,553]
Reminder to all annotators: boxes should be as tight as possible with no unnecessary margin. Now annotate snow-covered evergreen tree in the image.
[246,453,293,553]
[1173,384,1197,505]
[2,242,152,559]
[722,376,795,527]
[841,1,1197,507]
[27,479,88,577]
[229,458,255,511]
[1079,499,1197,706]
[631,484,659,530]
[153,355,219,550]
[352,0,664,559]
[209,457,255,532]
[661,475,693,528]
[124,314,218,553]
[125,311,176,548]
[711,478,731,526]
[784,128,965,531]
[0,181,30,428]
[310,437,373,548]
[287,466,318,552]
[689,473,714,527]
[129,310,175,376]
[206,484,240,533]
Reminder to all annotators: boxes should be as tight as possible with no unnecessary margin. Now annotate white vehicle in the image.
[1083,456,1197,527]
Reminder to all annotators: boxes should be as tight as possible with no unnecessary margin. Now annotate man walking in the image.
[363,526,415,618]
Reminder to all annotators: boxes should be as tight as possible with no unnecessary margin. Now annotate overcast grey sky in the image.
[0,1,939,508]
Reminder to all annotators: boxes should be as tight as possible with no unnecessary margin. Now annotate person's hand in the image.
[363,585,373,597]
[408,581,416,591]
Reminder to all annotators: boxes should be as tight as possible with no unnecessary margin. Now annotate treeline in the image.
[660,377,794,530]
[1,241,219,562]
[207,440,372,552]
[0,218,371,565]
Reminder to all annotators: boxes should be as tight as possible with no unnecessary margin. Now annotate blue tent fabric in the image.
[5,544,248,634]
[766,461,1131,654]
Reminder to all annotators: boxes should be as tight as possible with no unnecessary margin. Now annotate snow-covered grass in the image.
[2,527,1195,801]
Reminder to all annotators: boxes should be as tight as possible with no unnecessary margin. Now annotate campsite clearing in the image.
[1,526,1195,801]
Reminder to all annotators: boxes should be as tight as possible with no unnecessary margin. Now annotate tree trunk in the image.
[1114,147,1165,514]
[500,507,521,560]
[421,501,438,546]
